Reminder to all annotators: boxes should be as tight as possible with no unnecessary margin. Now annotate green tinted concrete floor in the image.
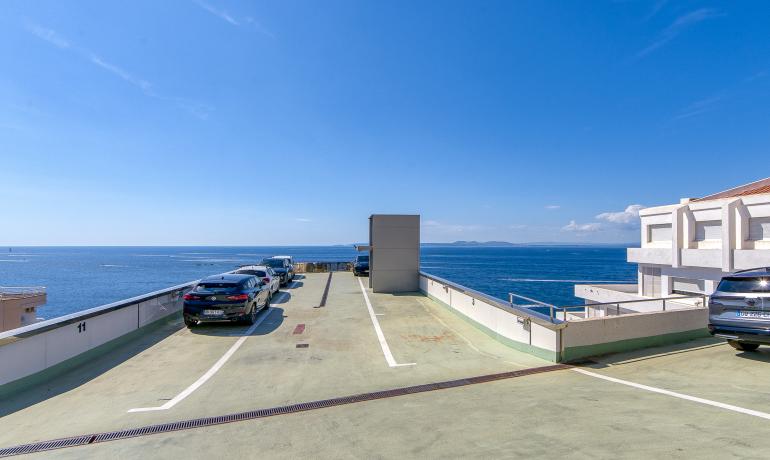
[5,273,770,458]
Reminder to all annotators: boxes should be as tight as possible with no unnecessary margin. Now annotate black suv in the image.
[183,274,270,327]
[262,257,294,286]
[353,254,369,276]
[708,268,770,351]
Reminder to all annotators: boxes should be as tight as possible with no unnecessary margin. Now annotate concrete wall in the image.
[561,307,709,361]
[370,215,420,293]
[419,272,562,361]
[0,282,193,389]
[422,271,711,362]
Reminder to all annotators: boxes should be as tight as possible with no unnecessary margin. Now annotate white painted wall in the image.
[420,274,560,354]
[0,284,190,387]
[562,307,708,350]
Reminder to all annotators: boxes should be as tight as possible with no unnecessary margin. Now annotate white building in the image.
[576,177,770,315]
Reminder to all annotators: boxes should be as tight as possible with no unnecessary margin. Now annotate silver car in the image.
[708,268,770,351]
[234,265,281,298]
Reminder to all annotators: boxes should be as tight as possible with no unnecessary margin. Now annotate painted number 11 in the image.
[77,321,87,333]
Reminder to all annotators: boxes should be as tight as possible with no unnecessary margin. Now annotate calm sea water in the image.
[0,246,635,320]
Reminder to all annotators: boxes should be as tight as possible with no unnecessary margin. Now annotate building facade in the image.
[576,177,770,313]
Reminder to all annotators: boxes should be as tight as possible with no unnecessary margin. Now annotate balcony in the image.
[680,249,722,269]
[734,250,770,271]
[627,247,671,265]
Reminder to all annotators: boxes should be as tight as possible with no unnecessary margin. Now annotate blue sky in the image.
[1,0,768,245]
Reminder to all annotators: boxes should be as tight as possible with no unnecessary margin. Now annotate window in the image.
[671,277,705,295]
[642,266,661,297]
[647,224,672,243]
[695,220,722,241]
[717,277,770,293]
[194,283,239,293]
[749,217,770,241]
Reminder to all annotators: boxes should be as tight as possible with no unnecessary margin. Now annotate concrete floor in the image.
[4,273,770,458]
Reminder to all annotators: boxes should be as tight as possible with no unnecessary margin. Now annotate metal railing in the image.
[0,286,46,300]
[294,262,353,273]
[509,292,708,323]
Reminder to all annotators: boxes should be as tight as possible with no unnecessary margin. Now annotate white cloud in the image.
[636,8,722,59]
[563,204,645,234]
[545,205,561,210]
[26,24,70,49]
[596,204,645,227]
[89,54,152,93]
[194,0,239,25]
[26,23,210,119]
[674,96,723,120]
[562,221,602,233]
[193,0,275,38]
[294,218,312,223]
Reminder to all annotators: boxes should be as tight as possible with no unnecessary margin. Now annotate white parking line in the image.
[573,368,770,420]
[357,277,416,368]
[128,294,284,413]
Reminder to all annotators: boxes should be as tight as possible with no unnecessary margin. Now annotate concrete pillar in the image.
[735,199,750,250]
[369,215,420,293]
[722,199,739,272]
[672,205,687,268]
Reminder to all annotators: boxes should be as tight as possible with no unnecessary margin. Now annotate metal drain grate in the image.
[0,364,569,457]
[316,272,333,308]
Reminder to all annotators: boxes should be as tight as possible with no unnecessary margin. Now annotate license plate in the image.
[204,309,224,316]
[737,311,770,319]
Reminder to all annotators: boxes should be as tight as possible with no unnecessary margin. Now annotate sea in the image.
[0,246,636,321]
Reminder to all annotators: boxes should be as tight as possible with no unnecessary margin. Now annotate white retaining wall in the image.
[419,273,562,358]
[0,283,193,387]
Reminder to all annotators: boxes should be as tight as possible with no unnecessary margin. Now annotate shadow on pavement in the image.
[188,307,284,337]
[0,316,185,418]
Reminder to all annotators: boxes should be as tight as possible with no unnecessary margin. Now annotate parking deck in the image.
[3,273,770,458]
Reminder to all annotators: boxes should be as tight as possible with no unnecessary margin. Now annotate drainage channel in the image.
[0,364,569,457]
[316,271,333,308]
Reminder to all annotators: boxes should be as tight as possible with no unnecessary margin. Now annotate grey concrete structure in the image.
[369,214,420,293]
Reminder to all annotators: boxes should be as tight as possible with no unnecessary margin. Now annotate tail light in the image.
[262,277,270,284]
[226,294,249,301]
[183,294,200,301]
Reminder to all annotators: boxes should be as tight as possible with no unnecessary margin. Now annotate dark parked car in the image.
[353,254,369,276]
[262,257,294,285]
[183,274,270,328]
[708,268,770,351]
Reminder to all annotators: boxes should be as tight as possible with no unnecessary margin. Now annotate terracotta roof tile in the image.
[694,177,770,202]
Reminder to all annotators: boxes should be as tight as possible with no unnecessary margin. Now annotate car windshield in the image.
[263,259,283,268]
[717,277,770,293]
[235,270,266,277]
[194,282,240,293]
[357,255,369,262]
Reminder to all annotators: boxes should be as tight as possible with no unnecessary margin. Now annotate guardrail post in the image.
[663,299,666,311]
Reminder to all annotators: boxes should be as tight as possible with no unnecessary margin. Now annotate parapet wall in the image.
[420,271,710,363]
[560,307,709,361]
[419,272,563,362]
[0,281,195,392]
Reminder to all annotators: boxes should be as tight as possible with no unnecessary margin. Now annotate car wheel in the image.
[244,303,258,325]
[264,296,271,310]
[728,340,760,351]
[184,317,197,328]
